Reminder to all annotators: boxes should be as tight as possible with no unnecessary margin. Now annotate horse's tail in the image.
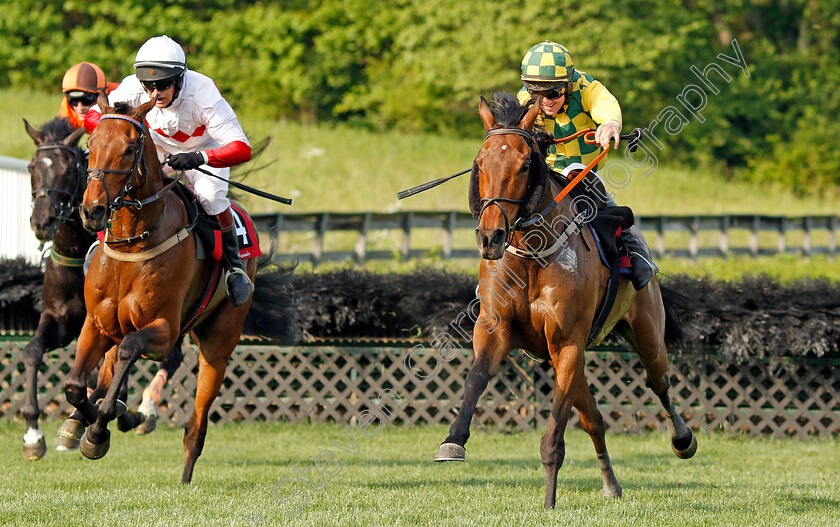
[242,263,300,343]
[660,283,691,347]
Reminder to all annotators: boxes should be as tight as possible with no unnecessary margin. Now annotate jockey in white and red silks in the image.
[85,35,254,306]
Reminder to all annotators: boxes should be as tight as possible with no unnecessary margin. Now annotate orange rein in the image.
[548,128,609,205]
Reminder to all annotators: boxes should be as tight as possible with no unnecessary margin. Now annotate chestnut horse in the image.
[70,94,256,483]
[434,94,696,507]
[21,117,182,460]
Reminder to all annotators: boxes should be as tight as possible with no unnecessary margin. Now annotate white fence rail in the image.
[0,156,39,263]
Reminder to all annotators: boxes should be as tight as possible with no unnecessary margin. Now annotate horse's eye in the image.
[125,145,136,157]
[521,161,531,173]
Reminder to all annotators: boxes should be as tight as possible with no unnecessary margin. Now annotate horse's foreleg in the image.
[574,380,621,498]
[435,329,509,462]
[21,315,63,460]
[64,317,112,425]
[542,344,583,509]
[81,319,173,459]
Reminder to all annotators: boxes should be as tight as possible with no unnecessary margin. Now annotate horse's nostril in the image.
[89,205,107,222]
[491,229,506,247]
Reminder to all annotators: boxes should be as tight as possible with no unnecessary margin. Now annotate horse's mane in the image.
[486,92,531,128]
[112,102,132,115]
[40,117,77,143]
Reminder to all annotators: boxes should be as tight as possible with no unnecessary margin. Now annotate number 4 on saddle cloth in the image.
[93,179,262,335]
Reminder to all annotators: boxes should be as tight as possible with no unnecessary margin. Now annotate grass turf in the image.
[1,420,837,526]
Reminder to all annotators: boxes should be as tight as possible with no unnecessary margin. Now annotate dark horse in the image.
[71,94,295,483]
[21,117,182,460]
[434,94,696,507]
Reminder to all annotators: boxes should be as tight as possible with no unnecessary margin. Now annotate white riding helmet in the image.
[134,35,187,82]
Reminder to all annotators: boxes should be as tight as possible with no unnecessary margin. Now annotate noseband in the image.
[86,114,147,211]
[31,143,86,224]
[477,127,538,244]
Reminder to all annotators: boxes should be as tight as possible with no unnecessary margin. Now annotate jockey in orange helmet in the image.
[59,62,118,129]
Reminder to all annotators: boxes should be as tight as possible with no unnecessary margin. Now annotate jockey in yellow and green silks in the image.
[515,41,622,172]
[516,41,658,291]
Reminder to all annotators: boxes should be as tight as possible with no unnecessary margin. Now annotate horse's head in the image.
[24,118,86,241]
[80,93,156,232]
[470,94,546,259]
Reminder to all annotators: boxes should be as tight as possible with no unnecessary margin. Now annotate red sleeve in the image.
[84,109,102,133]
[205,140,251,168]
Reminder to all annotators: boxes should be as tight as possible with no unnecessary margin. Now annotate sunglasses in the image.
[528,88,564,100]
[141,77,177,92]
[66,93,98,106]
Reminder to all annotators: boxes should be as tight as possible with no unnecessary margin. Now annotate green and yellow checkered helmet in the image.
[520,41,575,90]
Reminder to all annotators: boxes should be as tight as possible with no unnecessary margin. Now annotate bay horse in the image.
[434,94,696,507]
[21,117,182,460]
[71,94,275,483]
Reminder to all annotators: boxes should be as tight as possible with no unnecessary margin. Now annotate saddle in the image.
[170,181,262,262]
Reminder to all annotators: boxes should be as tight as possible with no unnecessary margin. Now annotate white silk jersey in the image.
[104,70,250,159]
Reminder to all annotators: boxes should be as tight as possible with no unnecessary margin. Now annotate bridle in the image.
[85,114,149,212]
[85,113,182,245]
[477,127,538,242]
[31,143,86,224]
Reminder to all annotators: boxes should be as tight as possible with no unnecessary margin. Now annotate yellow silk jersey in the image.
[516,70,622,171]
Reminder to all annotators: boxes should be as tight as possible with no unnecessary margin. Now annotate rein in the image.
[480,127,641,258]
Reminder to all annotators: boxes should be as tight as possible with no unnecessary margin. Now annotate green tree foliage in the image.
[3,0,838,192]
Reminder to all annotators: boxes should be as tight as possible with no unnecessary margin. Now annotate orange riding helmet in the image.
[62,62,107,96]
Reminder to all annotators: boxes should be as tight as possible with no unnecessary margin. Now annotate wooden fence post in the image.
[355,212,371,264]
[313,212,328,266]
[750,215,760,258]
[718,215,730,258]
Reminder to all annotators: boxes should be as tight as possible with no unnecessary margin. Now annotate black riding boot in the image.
[621,228,659,291]
[216,209,254,306]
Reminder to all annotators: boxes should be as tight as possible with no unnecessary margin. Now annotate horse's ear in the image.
[132,100,156,122]
[519,96,541,130]
[63,126,86,147]
[23,118,44,146]
[479,96,496,131]
[96,92,112,114]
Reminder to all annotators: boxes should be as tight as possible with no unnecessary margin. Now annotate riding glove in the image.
[168,152,205,171]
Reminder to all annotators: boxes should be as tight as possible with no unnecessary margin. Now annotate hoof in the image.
[55,435,80,452]
[79,430,110,460]
[23,436,47,460]
[117,409,143,432]
[136,414,157,435]
[602,484,623,499]
[56,418,84,451]
[672,430,698,459]
[434,442,466,462]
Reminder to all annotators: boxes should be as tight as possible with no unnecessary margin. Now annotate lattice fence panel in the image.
[1,340,838,437]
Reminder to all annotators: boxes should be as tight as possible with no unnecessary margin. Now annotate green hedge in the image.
[4,1,839,191]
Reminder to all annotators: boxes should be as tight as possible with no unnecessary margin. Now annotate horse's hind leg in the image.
[182,306,243,484]
[621,293,696,459]
[574,378,622,497]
